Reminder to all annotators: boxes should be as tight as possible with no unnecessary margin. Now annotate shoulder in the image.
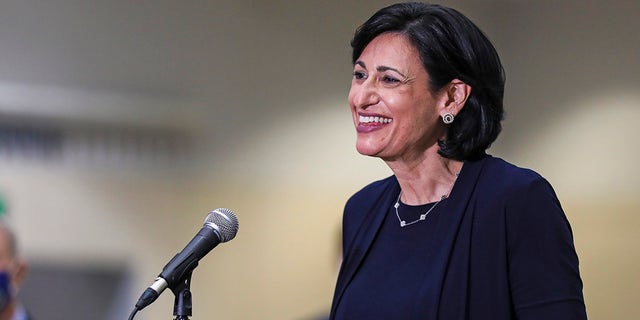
[341,176,397,247]
[469,156,565,227]
[475,155,567,230]
[476,160,585,316]
[346,175,397,208]
[344,175,397,224]
[476,155,554,198]
[481,156,544,184]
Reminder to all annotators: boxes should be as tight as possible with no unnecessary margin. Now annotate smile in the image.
[359,115,393,124]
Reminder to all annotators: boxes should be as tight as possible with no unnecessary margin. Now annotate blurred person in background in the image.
[0,222,31,320]
[329,2,587,319]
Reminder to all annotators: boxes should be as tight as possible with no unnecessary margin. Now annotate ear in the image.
[11,258,28,287]
[442,79,472,116]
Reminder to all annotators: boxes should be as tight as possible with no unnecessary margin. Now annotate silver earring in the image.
[442,112,455,124]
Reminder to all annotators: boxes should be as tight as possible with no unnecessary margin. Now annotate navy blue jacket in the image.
[330,155,587,319]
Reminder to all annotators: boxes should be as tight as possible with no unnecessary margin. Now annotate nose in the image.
[349,81,380,110]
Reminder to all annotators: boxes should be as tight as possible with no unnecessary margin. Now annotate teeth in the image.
[359,115,392,124]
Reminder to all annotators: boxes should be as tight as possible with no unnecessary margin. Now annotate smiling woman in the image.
[349,32,454,164]
[329,3,587,320]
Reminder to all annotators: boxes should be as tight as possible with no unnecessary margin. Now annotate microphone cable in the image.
[128,306,139,320]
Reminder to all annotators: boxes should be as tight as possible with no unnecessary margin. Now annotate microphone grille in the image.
[205,208,239,242]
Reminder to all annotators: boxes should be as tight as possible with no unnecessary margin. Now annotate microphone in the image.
[134,208,239,311]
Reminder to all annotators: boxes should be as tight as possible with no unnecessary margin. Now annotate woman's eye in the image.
[382,75,401,84]
[353,71,366,80]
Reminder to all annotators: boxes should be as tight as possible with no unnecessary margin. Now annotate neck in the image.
[385,147,462,205]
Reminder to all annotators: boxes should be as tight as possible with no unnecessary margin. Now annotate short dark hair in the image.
[351,2,505,161]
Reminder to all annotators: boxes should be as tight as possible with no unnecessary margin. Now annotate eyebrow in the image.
[355,60,407,78]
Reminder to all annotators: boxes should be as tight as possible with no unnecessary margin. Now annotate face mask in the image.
[0,271,10,311]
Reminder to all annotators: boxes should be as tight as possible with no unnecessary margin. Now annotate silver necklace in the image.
[393,173,459,228]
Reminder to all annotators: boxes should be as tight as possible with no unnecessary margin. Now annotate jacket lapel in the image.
[422,156,488,318]
[330,177,400,317]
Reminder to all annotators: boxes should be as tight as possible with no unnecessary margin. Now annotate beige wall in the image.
[0,1,638,319]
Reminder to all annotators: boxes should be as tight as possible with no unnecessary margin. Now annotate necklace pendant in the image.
[393,172,459,228]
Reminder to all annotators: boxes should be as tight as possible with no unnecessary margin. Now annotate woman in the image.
[329,2,587,320]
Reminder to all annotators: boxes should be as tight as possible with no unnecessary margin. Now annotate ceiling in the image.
[2,0,638,152]
[0,1,398,134]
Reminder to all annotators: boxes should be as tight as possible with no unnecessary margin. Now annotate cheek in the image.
[347,86,358,108]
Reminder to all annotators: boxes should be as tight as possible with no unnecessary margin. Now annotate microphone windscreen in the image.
[206,208,239,242]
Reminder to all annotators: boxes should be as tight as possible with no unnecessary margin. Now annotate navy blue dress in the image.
[334,200,449,318]
[330,155,587,320]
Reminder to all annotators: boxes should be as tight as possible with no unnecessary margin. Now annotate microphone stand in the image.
[172,272,193,320]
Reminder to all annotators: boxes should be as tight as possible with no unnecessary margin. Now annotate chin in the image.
[355,143,382,158]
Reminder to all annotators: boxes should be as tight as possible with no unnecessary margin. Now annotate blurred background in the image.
[0,0,638,319]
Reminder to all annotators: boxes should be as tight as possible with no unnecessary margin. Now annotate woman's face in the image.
[349,32,447,162]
